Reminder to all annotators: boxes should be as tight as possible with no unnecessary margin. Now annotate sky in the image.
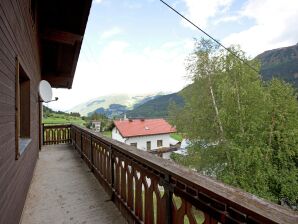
[48,0,298,111]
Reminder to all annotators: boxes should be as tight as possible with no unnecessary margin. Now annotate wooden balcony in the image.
[23,124,298,224]
[21,143,125,224]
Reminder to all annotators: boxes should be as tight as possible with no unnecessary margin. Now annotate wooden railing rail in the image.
[42,125,297,223]
[42,124,71,145]
[68,124,297,224]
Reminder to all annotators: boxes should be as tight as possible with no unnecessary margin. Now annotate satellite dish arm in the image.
[40,97,59,103]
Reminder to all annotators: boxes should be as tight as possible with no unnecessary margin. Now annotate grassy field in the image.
[102,131,112,138]
[170,133,183,142]
[43,114,86,126]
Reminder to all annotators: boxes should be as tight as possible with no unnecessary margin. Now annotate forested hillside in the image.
[126,93,184,118]
[170,39,298,209]
[257,43,298,88]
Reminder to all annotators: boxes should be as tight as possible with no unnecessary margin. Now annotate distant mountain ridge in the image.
[68,93,164,116]
[256,43,298,88]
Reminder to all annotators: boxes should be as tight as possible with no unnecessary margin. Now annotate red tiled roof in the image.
[114,119,176,138]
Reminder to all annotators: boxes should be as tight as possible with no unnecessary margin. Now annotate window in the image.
[16,58,31,159]
[146,141,151,151]
[130,143,137,148]
[157,140,163,147]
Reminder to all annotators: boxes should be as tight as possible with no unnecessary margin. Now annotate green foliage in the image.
[170,133,183,142]
[170,39,298,208]
[86,112,113,131]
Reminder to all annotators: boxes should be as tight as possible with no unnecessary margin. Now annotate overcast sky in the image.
[48,0,298,111]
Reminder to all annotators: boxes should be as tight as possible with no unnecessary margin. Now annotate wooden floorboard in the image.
[21,144,125,224]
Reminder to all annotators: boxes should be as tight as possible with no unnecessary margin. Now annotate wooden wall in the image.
[0,0,41,223]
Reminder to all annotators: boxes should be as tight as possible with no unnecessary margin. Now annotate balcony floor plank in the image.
[21,144,125,224]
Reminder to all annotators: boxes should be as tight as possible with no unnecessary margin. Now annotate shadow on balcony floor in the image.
[21,144,125,224]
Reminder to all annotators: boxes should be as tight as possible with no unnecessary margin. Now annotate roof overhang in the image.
[38,0,92,88]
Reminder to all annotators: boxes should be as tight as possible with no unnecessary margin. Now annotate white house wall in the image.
[127,134,172,151]
[112,127,126,142]
[112,128,173,151]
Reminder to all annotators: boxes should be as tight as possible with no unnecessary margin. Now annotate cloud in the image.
[181,0,233,29]
[100,27,123,39]
[94,0,104,4]
[50,39,194,111]
[223,0,298,57]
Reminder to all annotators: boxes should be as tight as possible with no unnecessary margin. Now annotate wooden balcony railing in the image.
[43,124,298,224]
[42,124,71,145]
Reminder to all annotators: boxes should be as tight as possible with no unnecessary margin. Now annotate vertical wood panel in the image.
[0,0,40,223]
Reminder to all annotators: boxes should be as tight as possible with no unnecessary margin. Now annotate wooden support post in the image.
[163,174,173,224]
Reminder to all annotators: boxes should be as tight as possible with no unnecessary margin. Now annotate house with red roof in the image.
[112,118,177,151]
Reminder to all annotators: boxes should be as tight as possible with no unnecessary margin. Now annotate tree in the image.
[170,39,298,207]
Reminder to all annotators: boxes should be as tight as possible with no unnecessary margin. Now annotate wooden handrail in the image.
[44,124,298,223]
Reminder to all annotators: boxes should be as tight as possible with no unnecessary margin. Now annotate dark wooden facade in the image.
[0,1,91,223]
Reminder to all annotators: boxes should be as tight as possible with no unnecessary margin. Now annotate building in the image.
[91,120,101,132]
[112,118,176,151]
[0,1,92,223]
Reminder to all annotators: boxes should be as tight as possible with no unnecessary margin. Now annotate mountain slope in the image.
[126,93,184,118]
[257,43,298,88]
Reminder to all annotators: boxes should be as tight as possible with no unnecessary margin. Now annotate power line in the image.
[159,0,259,73]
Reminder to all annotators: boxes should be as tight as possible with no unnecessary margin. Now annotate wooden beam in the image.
[42,75,73,88]
[42,29,83,45]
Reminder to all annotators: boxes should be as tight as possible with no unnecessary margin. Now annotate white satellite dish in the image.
[39,80,53,102]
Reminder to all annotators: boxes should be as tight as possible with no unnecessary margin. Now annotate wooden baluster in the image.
[120,160,127,201]
[57,128,61,143]
[203,213,218,224]
[107,146,111,184]
[90,135,94,172]
[134,168,143,220]
[154,180,167,224]
[144,175,154,224]
[110,144,115,200]
[42,124,44,145]
[62,128,67,143]
[80,131,83,158]
[115,157,120,196]
[164,174,173,224]
[46,128,50,144]
[127,164,134,211]
[103,148,107,180]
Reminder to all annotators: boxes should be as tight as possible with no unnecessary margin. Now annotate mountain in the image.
[68,93,162,116]
[126,43,298,119]
[257,43,298,88]
[126,93,184,118]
